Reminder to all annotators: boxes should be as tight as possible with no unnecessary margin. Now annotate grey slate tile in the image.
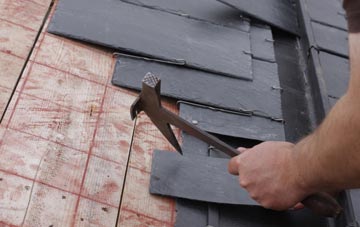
[119,0,251,32]
[216,0,299,34]
[311,21,349,57]
[305,0,347,30]
[179,103,285,142]
[48,0,252,80]
[112,56,282,119]
[150,150,258,206]
[319,51,349,98]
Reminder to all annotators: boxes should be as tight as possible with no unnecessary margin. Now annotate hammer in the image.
[130,73,342,218]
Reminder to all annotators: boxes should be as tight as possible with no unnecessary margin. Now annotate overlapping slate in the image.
[179,103,285,141]
[150,150,258,206]
[305,0,347,30]
[112,56,282,119]
[119,0,250,32]
[311,21,349,57]
[216,0,299,35]
[48,0,252,80]
[250,23,276,62]
[319,51,349,98]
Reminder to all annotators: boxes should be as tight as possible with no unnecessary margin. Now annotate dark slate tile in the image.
[219,205,327,227]
[181,132,209,157]
[112,56,282,119]
[119,0,251,32]
[216,0,299,34]
[349,190,360,223]
[305,0,347,30]
[179,103,285,141]
[311,21,349,57]
[329,96,339,107]
[175,199,208,227]
[319,52,349,98]
[48,0,252,80]
[250,23,276,62]
[150,150,258,206]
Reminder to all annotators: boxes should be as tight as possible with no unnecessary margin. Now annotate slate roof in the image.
[48,0,356,226]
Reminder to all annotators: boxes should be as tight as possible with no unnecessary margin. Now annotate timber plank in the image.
[120,0,250,32]
[0,0,50,31]
[112,56,282,119]
[318,51,349,98]
[312,21,349,57]
[150,150,257,206]
[216,0,299,34]
[49,0,252,80]
[0,171,33,226]
[179,103,285,141]
[118,109,179,226]
[22,183,77,227]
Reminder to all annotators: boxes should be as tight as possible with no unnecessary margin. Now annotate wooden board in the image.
[0,0,52,119]
[112,56,282,119]
[319,51,349,98]
[312,21,349,57]
[150,150,258,206]
[48,0,253,80]
[216,0,299,34]
[0,8,141,224]
[179,103,285,141]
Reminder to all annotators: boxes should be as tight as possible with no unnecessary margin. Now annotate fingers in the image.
[292,203,305,210]
[228,156,240,175]
[237,147,247,153]
[228,147,247,175]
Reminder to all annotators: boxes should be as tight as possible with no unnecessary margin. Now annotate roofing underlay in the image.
[48,0,358,226]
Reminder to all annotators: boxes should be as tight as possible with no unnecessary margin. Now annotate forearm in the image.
[295,33,360,193]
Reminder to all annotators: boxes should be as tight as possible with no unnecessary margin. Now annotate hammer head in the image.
[130,73,182,154]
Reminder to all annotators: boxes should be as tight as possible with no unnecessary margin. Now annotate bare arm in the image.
[228,0,360,210]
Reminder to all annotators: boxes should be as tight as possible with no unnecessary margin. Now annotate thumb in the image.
[228,156,241,175]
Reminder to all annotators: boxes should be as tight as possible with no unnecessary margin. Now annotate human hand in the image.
[228,141,310,211]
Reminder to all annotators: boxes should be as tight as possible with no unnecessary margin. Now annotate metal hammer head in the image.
[130,73,182,154]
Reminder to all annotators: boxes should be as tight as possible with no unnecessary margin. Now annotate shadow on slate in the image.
[48,0,252,80]
[112,56,282,119]
[215,0,299,35]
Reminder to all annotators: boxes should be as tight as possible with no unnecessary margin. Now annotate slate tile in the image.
[113,56,282,119]
[216,0,299,34]
[120,167,175,224]
[0,171,33,226]
[312,21,349,57]
[0,20,36,58]
[22,183,77,227]
[48,0,252,80]
[8,95,98,152]
[74,197,118,227]
[120,0,250,32]
[318,52,349,98]
[305,0,347,30]
[23,63,106,112]
[250,23,276,62]
[35,34,113,85]
[0,0,49,31]
[179,103,285,142]
[81,156,126,207]
[92,87,137,164]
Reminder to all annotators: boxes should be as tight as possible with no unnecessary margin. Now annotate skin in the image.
[228,32,360,211]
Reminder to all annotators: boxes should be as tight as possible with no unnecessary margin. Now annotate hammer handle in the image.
[301,192,342,218]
